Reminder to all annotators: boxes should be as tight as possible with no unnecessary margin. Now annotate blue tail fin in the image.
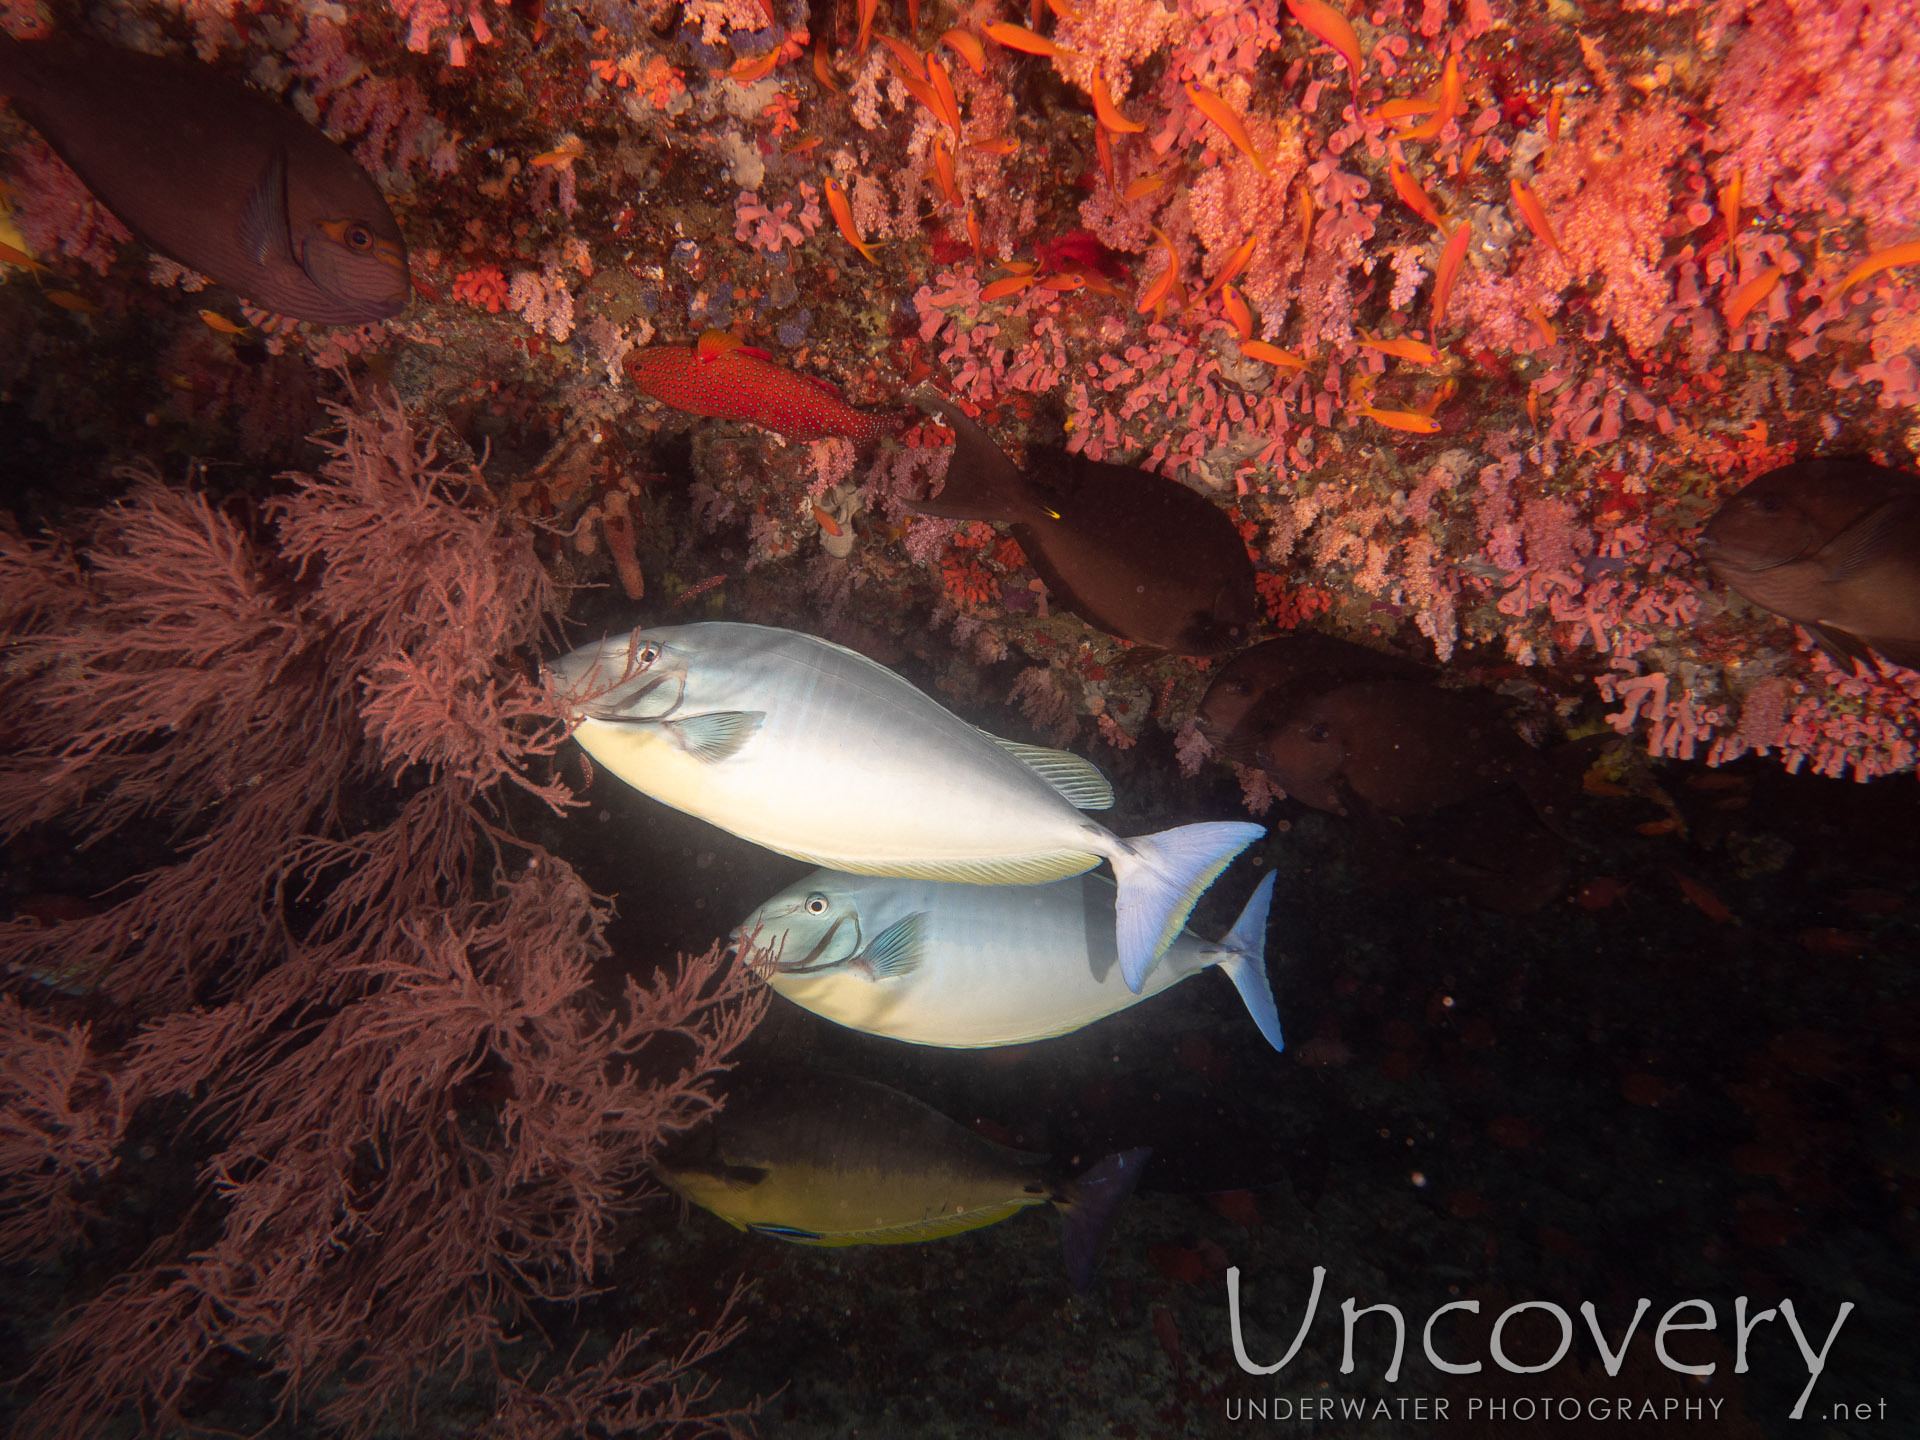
[1215,871,1283,1052]
[1056,1147,1151,1294]
[1110,821,1266,993]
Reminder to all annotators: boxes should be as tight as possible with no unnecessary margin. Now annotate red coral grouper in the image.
[626,330,898,444]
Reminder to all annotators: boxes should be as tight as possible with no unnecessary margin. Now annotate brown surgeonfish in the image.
[1253,678,1555,819]
[911,388,1257,655]
[1196,633,1430,766]
[0,32,409,324]
[1698,457,1920,671]
[1197,634,1568,911]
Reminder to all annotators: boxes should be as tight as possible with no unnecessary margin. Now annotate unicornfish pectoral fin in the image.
[858,913,927,978]
[1109,821,1267,994]
[1214,871,1283,1052]
[1055,1147,1151,1294]
[662,710,765,762]
[240,147,292,264]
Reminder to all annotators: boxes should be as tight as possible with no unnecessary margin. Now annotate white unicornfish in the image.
[548,622,1265,990]
[736,869,1282,1051]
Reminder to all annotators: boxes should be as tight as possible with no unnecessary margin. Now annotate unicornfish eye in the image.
[805,894,829,915]
[1306,723,1332,744]
[634,642,662,668]
[344,223,375,251]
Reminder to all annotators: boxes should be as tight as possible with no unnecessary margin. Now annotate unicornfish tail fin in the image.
[1054,1147,1151,1294]
[1212,871,1283,1052]
[1109,821,1266,993]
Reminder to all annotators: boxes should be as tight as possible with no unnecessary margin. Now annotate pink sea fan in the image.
[1710,0,1920,238]
[0,394,765,1439]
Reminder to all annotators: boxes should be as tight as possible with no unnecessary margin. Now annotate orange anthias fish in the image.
[1358,399,1440,433]
[1389,160,1444,228]
[1510,177,1562,256]
[1090,73,1144,134]
[1837,240,1920,297]
[1203,235,1257,298]
[983,22,1073,60]
[1723,266,1782,330]
[941,29,986,74]
[1285,0,1362,86]
[1431,219,1471,331]
[0,237,46,274]
[198,308,252,335]
[1402,55,1461,141]
[1220,283,1253,341]
[1244,340,1307,370]
[1185,85,1269,177]
[823,177,880,266]
[626,330,900,444]
[1360,334,1439,365]
[1136,227,1182,315]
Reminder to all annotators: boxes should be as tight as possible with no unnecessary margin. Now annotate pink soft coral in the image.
[1523,93,1689,357]
[1710,0,1920,240]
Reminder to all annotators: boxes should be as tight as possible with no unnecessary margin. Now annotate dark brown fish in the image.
[911,390,1257,655]
[1196,634,1430,766]
[1698,457,1920,670]
[1355,790,1569,916]
[0,32,409,324]
[1198,635,1568,911]
[1253,678,1551,819]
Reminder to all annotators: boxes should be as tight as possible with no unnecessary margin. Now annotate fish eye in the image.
[1306,722,1332,743]
[344,224,375,251]
[630,641,662,670]
[805,893,830,915]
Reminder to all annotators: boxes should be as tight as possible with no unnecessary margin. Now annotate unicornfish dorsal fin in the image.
[980,730,1114,809]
